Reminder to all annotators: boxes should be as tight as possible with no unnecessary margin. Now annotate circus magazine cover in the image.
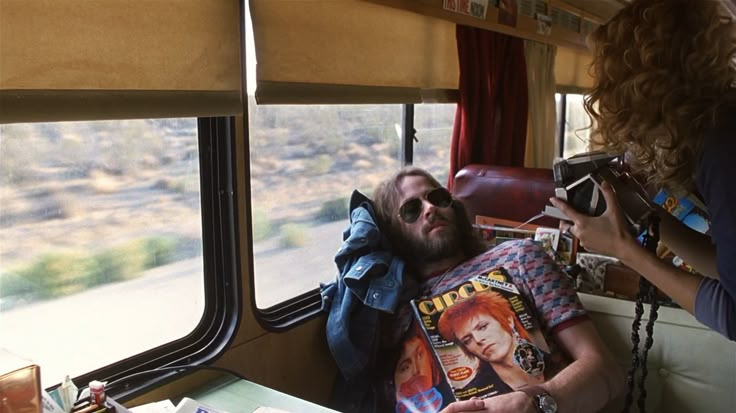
[409,268,551,404]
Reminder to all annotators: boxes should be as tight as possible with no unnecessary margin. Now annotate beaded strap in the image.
[623,215,660,413]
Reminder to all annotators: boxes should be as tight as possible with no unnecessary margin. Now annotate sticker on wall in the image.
[536,13,552,36]
[443,0,489,20]
[498,0,518,27]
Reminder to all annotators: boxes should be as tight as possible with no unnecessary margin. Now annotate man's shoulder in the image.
[461,239,551,274]
[425,238,564,300]
[478,238,545,258]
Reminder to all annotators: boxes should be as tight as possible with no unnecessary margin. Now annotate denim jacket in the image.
[320,190,406,382]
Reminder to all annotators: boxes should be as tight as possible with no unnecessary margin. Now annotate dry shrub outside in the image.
[89,169,122,194]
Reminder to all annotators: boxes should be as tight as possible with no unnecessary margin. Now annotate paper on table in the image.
[173,397,230,413]
[251,407,293,413]
[42,390,66,413]
[130,400,177,413]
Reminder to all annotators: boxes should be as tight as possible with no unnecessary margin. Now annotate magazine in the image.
[475,215,574,264]
[475,216,539,231]
[652,189,710,235]
[409,268,550,402]
[474,215,537,247]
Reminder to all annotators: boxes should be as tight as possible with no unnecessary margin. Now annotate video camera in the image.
[549,151,655,233]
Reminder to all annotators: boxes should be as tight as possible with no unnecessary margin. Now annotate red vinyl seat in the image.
[452,164,558,228]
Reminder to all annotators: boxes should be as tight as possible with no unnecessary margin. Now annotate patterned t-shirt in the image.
[375,238,587,413]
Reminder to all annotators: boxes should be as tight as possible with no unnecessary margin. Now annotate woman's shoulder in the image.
[698,104,736,187]
[704,103,736,147]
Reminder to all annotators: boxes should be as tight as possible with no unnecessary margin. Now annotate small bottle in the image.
[88,380,106,405]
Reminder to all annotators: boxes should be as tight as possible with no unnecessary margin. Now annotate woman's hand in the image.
[439,392,536,413]
[549,182,639,260]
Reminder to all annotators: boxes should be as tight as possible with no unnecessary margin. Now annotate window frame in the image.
[557,92,568,157]
[555,87,593,158]
[248,95,585,328]
[45,117,242,401]
[248,102,442,331]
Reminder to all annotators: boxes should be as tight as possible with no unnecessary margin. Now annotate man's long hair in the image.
[372,167,487,263]
[585,0,736,192]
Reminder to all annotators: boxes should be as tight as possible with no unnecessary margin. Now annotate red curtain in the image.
[447,25,529,190]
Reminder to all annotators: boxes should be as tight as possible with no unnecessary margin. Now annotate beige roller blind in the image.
[249,0,459,103]
[554,46,594,90]
[360,0,597,92]
[249,0,596,103]
[0,0,242,123]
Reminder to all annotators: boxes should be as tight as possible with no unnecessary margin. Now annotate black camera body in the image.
[552,151,654,232]
[553,151,619,217]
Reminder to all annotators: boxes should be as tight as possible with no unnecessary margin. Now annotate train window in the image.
[243,2,456,311]
[413,103,457,185]
[0,119,211,388]
[556,93,592,158]
[248,102,402,309]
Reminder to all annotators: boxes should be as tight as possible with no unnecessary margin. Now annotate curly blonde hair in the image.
[585,0,736,191]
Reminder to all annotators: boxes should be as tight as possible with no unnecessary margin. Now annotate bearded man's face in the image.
[395,175,461,262]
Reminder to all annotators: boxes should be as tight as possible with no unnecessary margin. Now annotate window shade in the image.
[554,46,594,90]
[0,0,242,123]
[250,0,595,103]
[249,0,458,104]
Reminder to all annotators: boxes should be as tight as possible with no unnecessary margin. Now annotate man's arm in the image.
[538,320,625,413]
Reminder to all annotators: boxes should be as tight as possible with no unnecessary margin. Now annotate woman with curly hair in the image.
[550,0,736,340]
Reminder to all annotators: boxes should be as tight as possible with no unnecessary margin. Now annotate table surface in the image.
[185,375,339,413]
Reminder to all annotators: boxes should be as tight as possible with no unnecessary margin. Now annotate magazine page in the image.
[410,268,550,402]
[392,321,457,413]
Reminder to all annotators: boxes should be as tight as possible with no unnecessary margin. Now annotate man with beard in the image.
[371,167,624,413]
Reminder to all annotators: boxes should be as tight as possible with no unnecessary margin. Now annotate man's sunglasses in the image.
[398,187,453,224]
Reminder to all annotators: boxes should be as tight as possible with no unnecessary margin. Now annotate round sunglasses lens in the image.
[428,188,452,207]
[399,199,422,223]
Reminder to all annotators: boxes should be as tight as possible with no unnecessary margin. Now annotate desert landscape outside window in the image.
[557,93,592,157]
[247,101,457,309]
[0,119,205,387]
